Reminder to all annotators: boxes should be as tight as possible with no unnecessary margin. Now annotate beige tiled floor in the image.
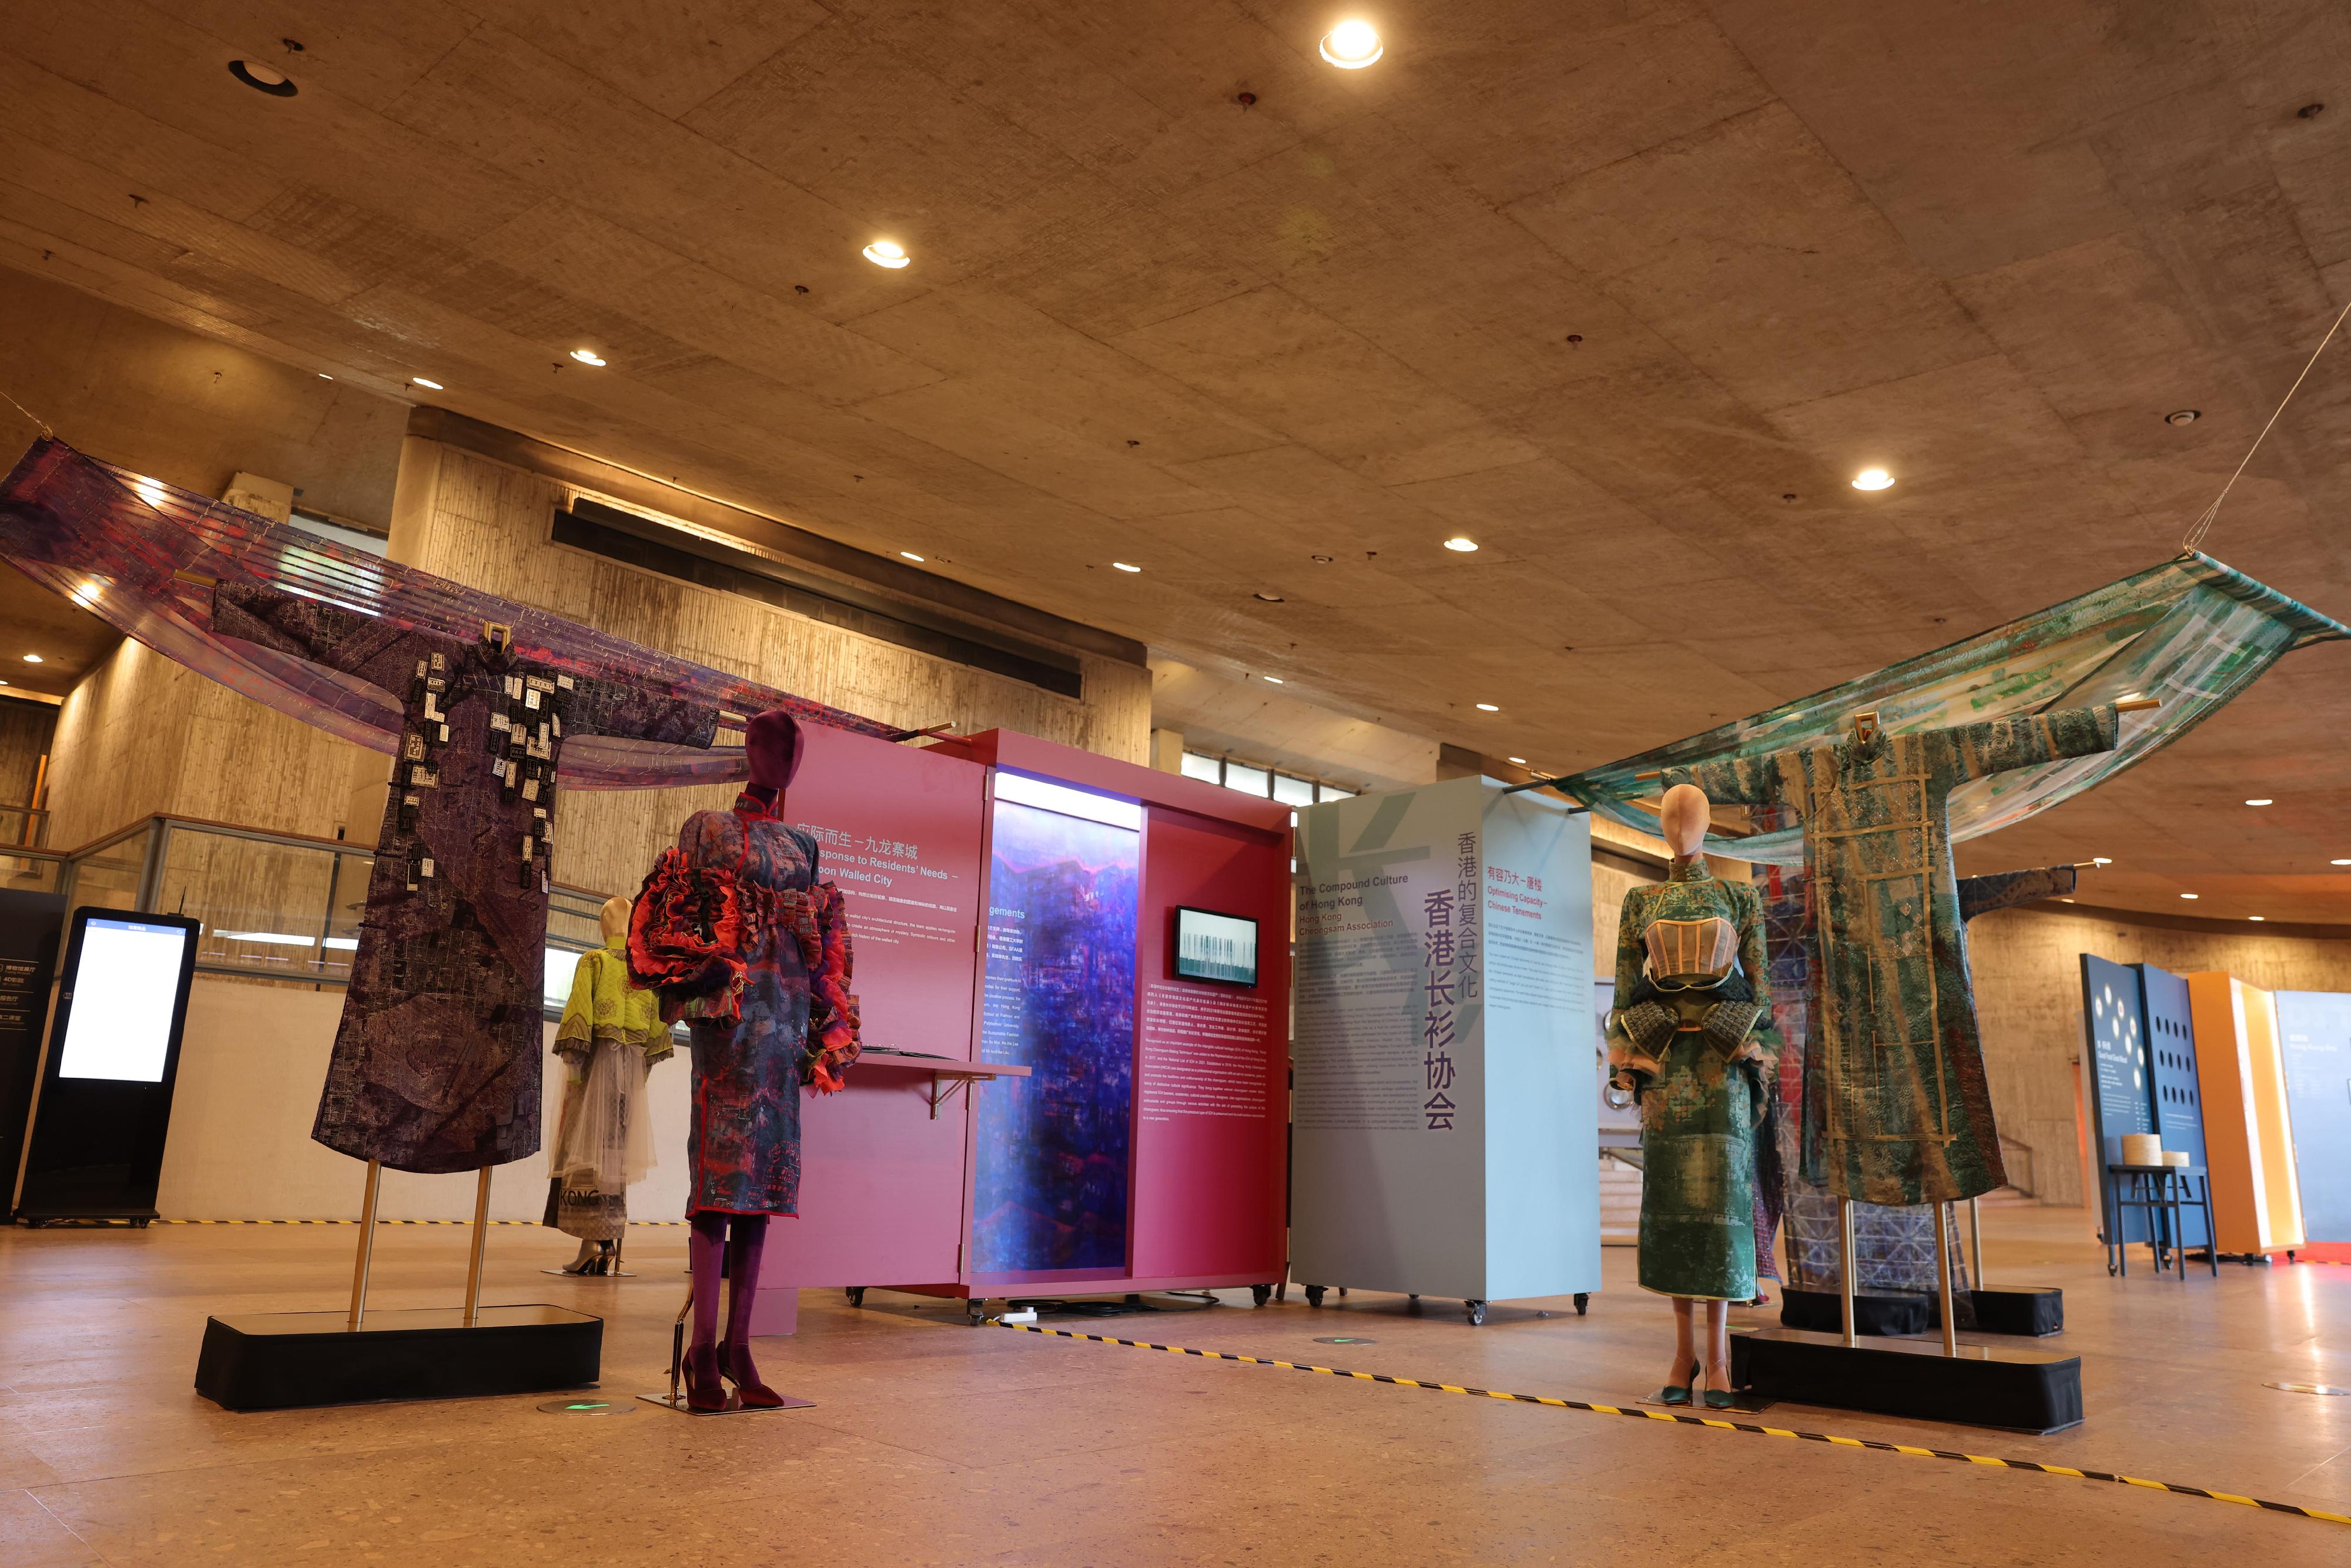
[1,1208,2346,1566]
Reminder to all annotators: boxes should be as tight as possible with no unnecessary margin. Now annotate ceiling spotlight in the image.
[317,373,333,380]
[899,551,925,562]
[2179,892,2199,900]
[2245,798,2273,806]
[2092,856,2113,865]
[2165,409,2200,426]
[1851,468,1895,491]
[2250,915,2266,922]
[1310,553,1334,564]
[1442,536,1479,552]
[411,377,443,391]
[21,655,41,664]
[1508,756,1527,765]
[1111,561,1141,573]
[1320,19,1384,68]
[1475,702,1499,712]
[1262,675,1285,684]
[2333,859,2351,867]
[863,240,910,269]
[1254,591,1285,602]
[228,59,299,97]
[569,348,607,367]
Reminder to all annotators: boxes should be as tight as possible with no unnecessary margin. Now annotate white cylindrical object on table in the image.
[2161,1148,2189,1167]
[2121,1132,2162,1167]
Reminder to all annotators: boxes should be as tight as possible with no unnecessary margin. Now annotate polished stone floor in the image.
[1,1206,2346,1566]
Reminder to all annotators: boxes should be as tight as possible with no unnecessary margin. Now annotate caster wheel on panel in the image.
[1251,1284,1273,1307]
[1465,1300,1487,1326]
[1573,1293,1588,1316]
[846,1286,865,1308]
[967,1299,990,1326]
[1304,1285,1327,1308]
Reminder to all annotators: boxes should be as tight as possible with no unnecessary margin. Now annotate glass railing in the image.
[36,815,620,1017]
[0,804,50,847]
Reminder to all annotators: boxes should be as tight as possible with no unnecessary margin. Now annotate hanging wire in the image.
[0,383,52,440]
[2182,294,2351,554]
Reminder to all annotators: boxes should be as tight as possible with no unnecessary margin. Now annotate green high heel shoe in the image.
[1657,1361,1699,1407]
[1700,1362,1737,1410]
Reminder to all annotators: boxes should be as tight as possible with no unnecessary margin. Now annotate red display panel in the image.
[758,724,986,1298]
[1128,805,1291,1283]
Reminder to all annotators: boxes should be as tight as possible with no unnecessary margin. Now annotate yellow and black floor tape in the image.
[995,1321,2350,1530]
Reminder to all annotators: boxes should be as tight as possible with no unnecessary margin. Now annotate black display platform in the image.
[1778,1287,1931,1337]
[1971,1285,2064,1337]
[195,1304,601,1412]
[1732,1327,2081,1433]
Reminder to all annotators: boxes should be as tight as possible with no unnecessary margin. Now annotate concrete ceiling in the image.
[2,2,2350,919]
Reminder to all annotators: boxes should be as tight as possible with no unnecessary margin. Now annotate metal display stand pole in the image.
[1838,1196,1857,1348]
[461,1167,493,1326]
[1968,1195,1983,1283]
[347,1159,383,1329]
[1934,1201,1958,1356]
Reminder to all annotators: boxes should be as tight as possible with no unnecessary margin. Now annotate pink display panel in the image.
[753,724,986,1318]
[1130,805,1290,1283]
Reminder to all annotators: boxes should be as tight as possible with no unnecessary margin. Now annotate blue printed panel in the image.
[2273,991,2351,1244]
[2081,954,2155,1244]
[971,797,1139,1274]
[2136,964,2209,1248]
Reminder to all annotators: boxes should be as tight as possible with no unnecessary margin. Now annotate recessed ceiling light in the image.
[1508,756,1527,765]
[2092,856,2112,865]
[1442,536,1478,552]
[1475,702,1499,712]
[411,377,443,391]
[2333,858,2351,866]
[1254,591,1285,602]
[899,550,924,562]
[1111,561,1141,573]
[2245,798,2273,806]
[2249,915,2266,922]
[227,60,298,97]
[863,240,910,269]
[21,655,41,664]
[1262,675,1284,684]
[569,348,607,367]
[2165,409,2200,426]
[2179,892,2198,900]
[1310,553,1334,564]
[317,373,333,380]
[1320,19,1384,68]
[1851,468,1895,491]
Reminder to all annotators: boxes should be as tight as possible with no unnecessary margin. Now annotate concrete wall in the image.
[1969,906,2351,1208]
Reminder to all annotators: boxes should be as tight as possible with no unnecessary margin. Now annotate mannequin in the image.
[1607,784,1775,1409]
[544,894,670,1274]
[629,710,861,1411]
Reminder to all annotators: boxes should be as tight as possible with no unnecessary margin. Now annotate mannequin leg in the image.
[1703,1298,1732,1393]
[684,1211,728,1409]
[1665,1296,1697,1394]
[721,1215,783,1406]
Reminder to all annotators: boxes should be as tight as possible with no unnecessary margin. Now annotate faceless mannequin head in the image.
[598,894,629,947]
[1659,783,1710,859]
[744,709,804,805]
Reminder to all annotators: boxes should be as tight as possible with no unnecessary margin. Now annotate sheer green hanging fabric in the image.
[1558,553,2346,865]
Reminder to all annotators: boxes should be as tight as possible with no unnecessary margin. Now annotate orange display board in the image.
[2185,974,2305,1256]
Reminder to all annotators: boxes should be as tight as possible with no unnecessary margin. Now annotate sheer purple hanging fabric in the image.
[0,438,906,785]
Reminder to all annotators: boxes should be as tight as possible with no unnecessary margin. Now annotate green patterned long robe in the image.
[1669,706,2119,1206]
[1608,858,1775,1301]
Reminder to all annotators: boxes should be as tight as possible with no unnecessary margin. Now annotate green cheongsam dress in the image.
[1607,858,1777,1301]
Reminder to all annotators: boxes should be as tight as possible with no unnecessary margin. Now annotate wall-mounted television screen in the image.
[1174,906,1258,987]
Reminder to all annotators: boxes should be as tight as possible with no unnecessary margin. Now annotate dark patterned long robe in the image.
[1670,706,2119,1205]
[211,585,717,1173]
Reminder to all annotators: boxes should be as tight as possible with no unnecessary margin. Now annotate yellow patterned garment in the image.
[554,943,669,1077]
